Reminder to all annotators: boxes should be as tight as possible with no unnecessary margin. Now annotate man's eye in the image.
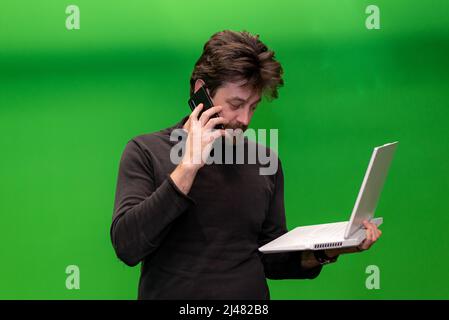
[230,103,241,109]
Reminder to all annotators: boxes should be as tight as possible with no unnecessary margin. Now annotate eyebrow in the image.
[226,96,261,105]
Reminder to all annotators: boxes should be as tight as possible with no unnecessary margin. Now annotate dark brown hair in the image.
[190,30,284,100]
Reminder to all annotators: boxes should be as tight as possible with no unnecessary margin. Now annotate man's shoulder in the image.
[129,117,187,151]
[132,128,170,148]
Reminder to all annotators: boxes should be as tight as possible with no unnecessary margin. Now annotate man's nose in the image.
[236,109,250,127]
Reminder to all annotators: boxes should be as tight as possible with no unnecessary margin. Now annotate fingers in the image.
[374,225,382,240]
[199,105,223,125]
[201,128,226,143]
[366,222,375,241]
[205,129,226,142]
[201,129,226,162]
[190,103,204,121]
[365,221,382,242]
[359,221,383,251]
[213,129,226,140]
[366,227,372,243]
[360,228,373,250]
[204,116,229,130]
[372,225,380,241]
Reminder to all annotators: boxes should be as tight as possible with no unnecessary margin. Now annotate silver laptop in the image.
[259,142,398,253]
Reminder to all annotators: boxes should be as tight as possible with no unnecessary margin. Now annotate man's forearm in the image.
[300,251,322,269]
[170,163,199,195]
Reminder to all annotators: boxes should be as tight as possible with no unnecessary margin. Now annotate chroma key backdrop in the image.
[0,0,448,299]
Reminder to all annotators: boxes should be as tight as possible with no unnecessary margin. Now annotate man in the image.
[110,30,382,299]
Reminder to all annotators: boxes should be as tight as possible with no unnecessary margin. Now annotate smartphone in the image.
[188,85,224,129]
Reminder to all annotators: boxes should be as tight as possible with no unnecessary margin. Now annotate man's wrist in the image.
[314,250,338,265]
[179,162,200,175]
[170,163,199,195]
[324,249,341,258]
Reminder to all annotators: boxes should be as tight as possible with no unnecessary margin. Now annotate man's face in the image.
[210,80,261,132]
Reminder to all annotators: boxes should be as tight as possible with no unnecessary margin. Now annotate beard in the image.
[225,123,247,132]
[223,124,247,145]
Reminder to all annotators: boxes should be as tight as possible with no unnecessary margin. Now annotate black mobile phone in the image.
[188,85,224,129]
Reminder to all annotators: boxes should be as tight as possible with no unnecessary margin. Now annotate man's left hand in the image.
[357,220,382,251]
[325,220,382,258]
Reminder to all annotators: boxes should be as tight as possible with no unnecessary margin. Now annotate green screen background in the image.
[1,0,448,299]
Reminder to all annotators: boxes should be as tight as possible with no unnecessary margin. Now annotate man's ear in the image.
[194,79,206,94]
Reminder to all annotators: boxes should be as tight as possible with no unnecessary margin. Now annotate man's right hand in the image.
[169,103,228,195]
[182,103,228,171]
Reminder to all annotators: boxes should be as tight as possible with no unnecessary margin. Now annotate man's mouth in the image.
[225,125,247,132]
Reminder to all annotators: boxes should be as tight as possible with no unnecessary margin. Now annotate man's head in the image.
[190,30,284,132]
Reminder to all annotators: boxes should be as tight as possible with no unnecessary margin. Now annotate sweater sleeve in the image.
[110,139,195,266]
[258,158,323,280]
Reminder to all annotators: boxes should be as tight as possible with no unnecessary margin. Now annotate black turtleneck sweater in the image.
[110,116,322,300]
